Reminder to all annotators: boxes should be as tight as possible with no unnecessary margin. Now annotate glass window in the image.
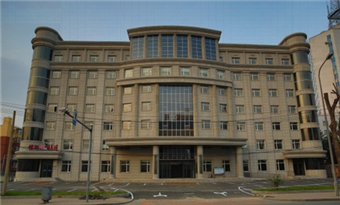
[161,35,173,57]
[104,104,114,113]
[102,140,109,150]
[201,102,210,111]
[220,104,227,112]
[106,87,115,95]
[50,87,59,95]
[301,128,320,140]
[44,140,53,148]
[258,160,267,171]
[191,36,202,59]
[220,121,228,130]
[232,57,240,64]
[132,36,144,59]
[141,120,151,129]
[106,71,116,78]
[243,160,249,171]
[69,87,78,95]
[72,55,81,62]
[48,104,57,112]
[274,140,282,149]
[70,71,79,79]
[286,89,294,97]
[147,35,158,58]
[101,161,110,172]
[83,140,90,150]
[120,160,129,172]
[234,88,243,96]
[161,67,171,75]
[123,121,131,130]
[284,73,291,81]
[88,71,97,79]
[265,58,273,65]
[142,85,151,93]
[67,104,76,113]
[62,161,71,172]
[205,38,216,60]
[290,122,298,130]
[142,68,152,76]
[125,55,130,60]
[255,122,263,130]
[296,94,316,107]
[233,73,241,80]
[276,160,285,170]
[257,140,265,149]
[52,71,61,78]
[123,104,132,112]
[81,161,90,172]
[269,89,277,97]
[65,121,74,130]
[250,73,258,81]
[202,120,210,129]
[271,105,279,113]
[218,87,225,95]
[272,122,281,130]
[177,35,188,58]
[108,55,117,62]
[201,85,208,93]
[282,59,289,65]
[267,73,275,81]
[288,106,296,113]
[180,67,190,76]
[63,140,73,150]
[104,122,113,130]
[203,160,212,172]
[46,121,55,130]
[142,102,151,111]
[254,105,262,113]
[125,69,133,78]
[249,58,257,64]
[292,140,300,149]
[237,122,246,131]
[54,55,63,62]
[236,105,244,113]
[141,160,150,172]
[252,89,260,97]
[86,104,95,113]
[223,160,230,172]
[89,55,99,62]
[199,68,208,77]
[217,70,224,79]
[124,87,132,94]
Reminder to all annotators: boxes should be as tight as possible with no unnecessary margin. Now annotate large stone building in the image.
[15,26,327,181]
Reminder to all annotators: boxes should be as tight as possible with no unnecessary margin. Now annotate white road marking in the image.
[108,183,114,186]
[53,188,56,190]
[153,192,167,197]
[67,188,76,192]
[125,183,130,186]
[91,182,100,186]
[238,186,256,196]
[197,182,200,185]
[143,183,146,186]
[91,188,98,192]
[161,183,163,185]
[9,189,17,191]
[214,191,228,197]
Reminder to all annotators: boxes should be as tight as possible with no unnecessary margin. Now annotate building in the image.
[15,26,327,181]
[1,117,22,175]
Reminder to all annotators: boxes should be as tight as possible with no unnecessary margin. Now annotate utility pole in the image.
[2,111,16,195]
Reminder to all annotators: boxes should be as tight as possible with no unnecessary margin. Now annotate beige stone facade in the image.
[15,26,326,181]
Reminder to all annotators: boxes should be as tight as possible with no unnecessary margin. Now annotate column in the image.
[202,36,206,60]
[133,84,139,137]
[212,85,218,137]
[109,146,116,179]
[153,146,159,179]
[196,145,204,178]
[188,35,192,58]
[154,84,159,136]
[173,34,177,57]
[158,34,162,57]
[236,147,244,178]
[227,87,235,137]
[192,84,198,136]
[116,86,122,138]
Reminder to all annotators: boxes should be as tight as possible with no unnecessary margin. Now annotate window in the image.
[286,89,294,97]
[68,87,78,95]
[233,73,241,80]
[142,85,151,93]
[217,70,224,79]
[267,73,275,81]
[81,161,90,172]
[88,71,97,79]
[180,67,190,76]
[14,138,20,143]
[177,35,188,58]
[220,104,227,112]
[290,122,298,130]
[67,104,76,113]
[201,85,208,93]
[141,160,151,172]
[65,122,74,130]
[201,102,210,111]
[142,68,152,76]
[44,140,53,148]
[274,140,283,149]
[272,122,281,130]
[252,89,260,97]
[106,87,115,95]
[46,122,55,130]
[284,73,291,81]
[87,87,96,95]
[255,122,263,131]
[132,36,144,59]
[269,89,277,97]
[50,87,59,95]
[108,55,117,62]
[106,71,116,78]
[265,58,273,65]
[203,160,212,172]
[257,140,265,150]
[276,160,285,171]
[222,160,230,172]
[236,105,244,113]
[161,67,171,75]
[123,121,131,130]
[202,120,211,129]
[124,87,132,94]
[205,38,216,60]
[250,73,258,81]
[147,35,158,58]
[86,104,95,113]
[249,58,257,64]
[70,71,79,79]
[125,69,133,78]
[125,55,130,60]
[218,87,225,95]
[232,57,240,64]
[63,140,73,150]
[62,161,71,172]
[258,160,267,171]
[54,55,63,62]
[52,71,61,78]
[102,140,109,150]
[292,140,300,149]
[288,106,296,113]
[104,104,114,113]
[270,105,279,113]
[101,161,110,172]
[120,160,129,172]
[104,122,113,131]
[254,105,262,113]
[282,59,289,65]
[72,55,81,62]
[191,36,202,59]
[237,122,246,131]
[89,55,98,62]
[142,102,151,111]
[11,161,17,167]
[243,160,249,171]
[83,140,90,150]
[234,88,243,96]
[48,104,57,112]
[220,121,228,130]
[141,120,151,129]
[199,68,208,77]
[161,35,173,57]
[123,104,132,112]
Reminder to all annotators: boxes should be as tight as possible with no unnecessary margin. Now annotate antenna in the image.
[328,0,340,29]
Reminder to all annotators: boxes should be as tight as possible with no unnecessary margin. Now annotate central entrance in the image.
[40,159,53,177]
[160,161,194,178]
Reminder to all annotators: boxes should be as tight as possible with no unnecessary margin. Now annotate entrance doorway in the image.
[160,161,194,178]
[40,160,53,177]
[293,159,305,176]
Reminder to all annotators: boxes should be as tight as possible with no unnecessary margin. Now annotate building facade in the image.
[15,26,326,181]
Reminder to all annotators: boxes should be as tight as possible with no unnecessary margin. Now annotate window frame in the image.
[50,87,59,95]
[106,71,116,78]
[101,161,111,172]
[70,71,79,79]
[217,70,224,79]
[292,140,300,149]
[237,122,246,131]
[276,159,285,171]
[252,89,260,97]
[269,89,277,97]
[107,55,117,62]
[286,89,294,97]
[257,140,265,150]
[161,67,171,76]
[140,160,151,173]
[103,122,113,131]
[201,85,209,94]
[105,87,116,96]
[234,88,243,97]
[125,69,133,78]
[104,104,114,113]
[267,73,275,81]
[255,122,264,131]
[142,85,152,93]
[123,104,132,112]
[68,86,78,95]
[123,121,132,130]
[88,71,98,79]
[199,68,208,77]
[272,122,281,130]
[142,67,152,76]
[220,121,228,130]
[219,104,227,112]
[180,67,190,76]
[232,57,240,64]
[52,71,61,78]
[62,161,71,172]
[46,121,56,130]
[284,73,292,81]
[265,58,273,65]
[202,120,211,129]
[87,87,97,95]
[201,102,210,111]
[250,73,258,81]
[254,105,262,114]
[203,160,212,172]
[63,139,73,150]
[274,140,283,149]
[141,120,151,129]
[123,86,132,95]
[258,160,267,171]
[120,160,130,173]
[290,122,298,130]
[86,104,95,113]
[236,105,244,113]
[233,72,241,80]
[249,58,257,64]
[288,105,296,113]
[222,160,230,172]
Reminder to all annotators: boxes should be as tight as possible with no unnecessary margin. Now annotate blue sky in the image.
[0,0,331,126]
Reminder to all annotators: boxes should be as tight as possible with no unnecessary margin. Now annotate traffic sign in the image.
[72,110,78,126]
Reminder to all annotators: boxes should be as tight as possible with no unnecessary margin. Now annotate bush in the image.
[268,175,284,190]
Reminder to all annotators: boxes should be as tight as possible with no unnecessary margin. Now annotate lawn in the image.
[1,191,126,196]
[253,185,340,192]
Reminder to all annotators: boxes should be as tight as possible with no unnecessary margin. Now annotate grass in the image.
[253,185,340,192]
[1,191,126,196]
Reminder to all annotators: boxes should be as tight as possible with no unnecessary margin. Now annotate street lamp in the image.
[318,52,339,196]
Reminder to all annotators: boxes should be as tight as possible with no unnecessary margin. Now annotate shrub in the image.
[268,175,284,190]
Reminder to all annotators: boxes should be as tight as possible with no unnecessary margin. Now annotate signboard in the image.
[214,167,224,175]
[28,144,58,151]
[72,110,78,126]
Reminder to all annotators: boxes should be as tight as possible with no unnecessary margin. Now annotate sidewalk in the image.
[261,191,340,201]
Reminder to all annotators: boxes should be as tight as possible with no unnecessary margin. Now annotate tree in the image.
[321,131,339,164]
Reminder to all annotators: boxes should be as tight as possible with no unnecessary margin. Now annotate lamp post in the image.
[318,52,339,196]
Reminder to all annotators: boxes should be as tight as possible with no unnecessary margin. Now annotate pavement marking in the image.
[108,183,114,186]
[238,186,256,196]
[144,183,146,186]
[214,191,228,196]
[91,188,98,192]
[91,182,100,186]
[125,183,130,186]
[161,183,163,185]
[142,198,267,205]
[153,192,167,197]
[53,188,56,190]
[24,188,35,192]
[67,188,76,192]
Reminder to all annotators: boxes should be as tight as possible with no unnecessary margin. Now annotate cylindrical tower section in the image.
[22,27,63,143]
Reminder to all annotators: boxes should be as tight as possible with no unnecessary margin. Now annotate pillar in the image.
[196,145,204,178]
[116,86,122,138]
[236,147,244,178]
[154,84,159,136]
[193,84,198,136]
[212,85,218,137]
[133,84,139,137]
[109,146,116,179]
[153,146,159,179]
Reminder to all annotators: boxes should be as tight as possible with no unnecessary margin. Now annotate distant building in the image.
[15,26,326,181]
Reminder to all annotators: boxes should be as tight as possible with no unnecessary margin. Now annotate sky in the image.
[0,0,332,127]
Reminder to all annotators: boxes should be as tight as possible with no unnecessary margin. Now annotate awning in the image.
[283,150,326,159]
[14,150,64,160]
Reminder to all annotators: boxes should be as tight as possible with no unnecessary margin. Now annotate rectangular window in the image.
[142,68,152,76]
[141,120,151,129]
[232,57,240,64]
[220,121,228,130]
[282,59,289,65]
[201,85,208,93]
[83,140,90,150]
[258,160,267,171]
[286,89,294,97]
[234,88,243,96]
[265,58,273,65]
[123,104,132,112]
[54,55,63,62]
[250,73,258,81]
[199,68,208,77]
[233,73,241,80]
[44,139,53,148]
[88,71,97,79]
[202,120,211,129]
[65,122,74,130]
[205,38,216,60]
[222,160,230,172]
[123,121,131,130]
[255,122,263,130]
[50,87,59,95]
[271,105,279,113]
[48,104,57,112]
[101,161,110,172]
[87,87,96,95]
[249,58,257,64]
[142,85,151,93]
[252,89,260,97]
[102,140,109,150]
[236,105,244,113]
[177,35,188,58]
[106,71,116,78]
[203,160,212,172]
[104,104,114,113]
[272,122,281,130]
[125,69,133,78]
[191,36,202,59]
[292,140,300,149]
[63,140,73,150]
[86,104,95,113]
[81,161,90,172]
[161,67,171,75]
[70,71,79,79]
[141,160,151,172]
[108,55,117,62]
[103,122,113,131]
[243,160,249,171]
[288,106,296,113]
[274,140,283,149]
[89,55,99,62]
[142,102,151,111]
[180,67,190,76]
[68,87,78,95]
[125,55,130,60]
[46,121,55,130]
[217,70,224,79]
[62,161,71,172]
[132,36,144,59]
[284,73,292,81]
[257,140,265,150]
[269,89,277,97]
[201,102,210,111]
[106,87,115,95]
[67,104,76,113]
[254,105,262,113]
[52,71,61,78]
[218,87,225,95]
[267,73,275,81]
[147,35,158,58]
[120,160,129,172]
[276,160,285,171]
[72,55,81,62]
[124,86,132,94]
[237,122,246,131]
[290,122,298,130]
[220,104,227,112]
[161,35,173,57]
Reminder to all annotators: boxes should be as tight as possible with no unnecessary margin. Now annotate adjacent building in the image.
[15,26,327,181]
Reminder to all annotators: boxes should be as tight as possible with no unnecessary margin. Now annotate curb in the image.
[252,189,334,194]
[262,197,340,202]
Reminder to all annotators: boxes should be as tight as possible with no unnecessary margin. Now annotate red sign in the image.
[28,144,58,151]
